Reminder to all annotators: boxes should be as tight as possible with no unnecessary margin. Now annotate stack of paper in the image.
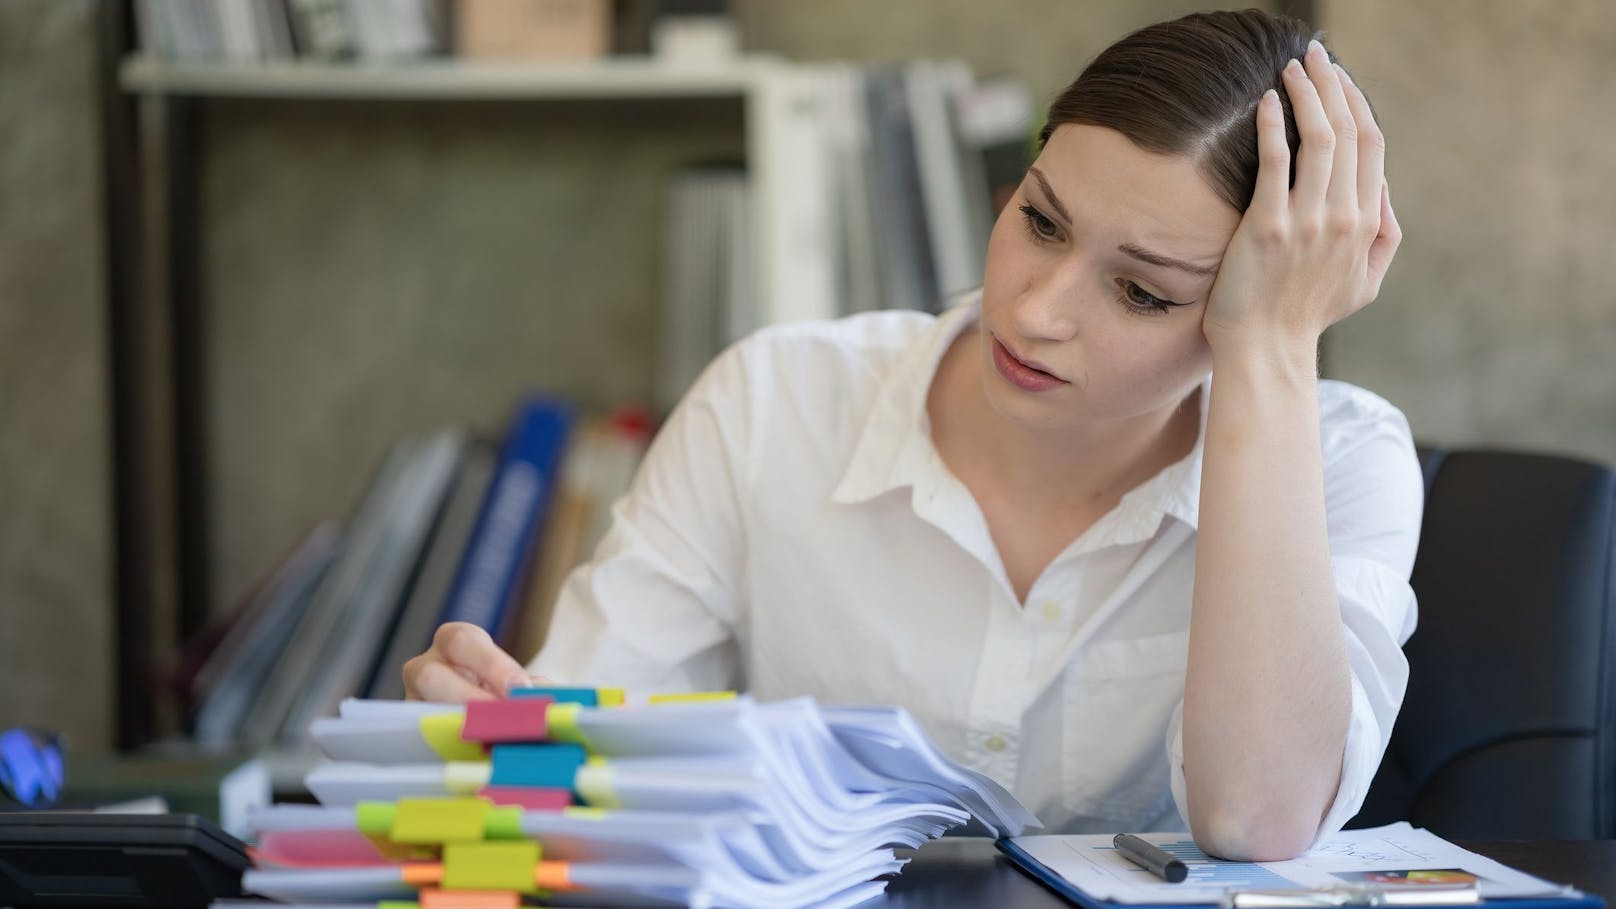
[225,689,1039,909]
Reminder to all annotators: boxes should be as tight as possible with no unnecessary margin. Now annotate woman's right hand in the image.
[401,622,549,703]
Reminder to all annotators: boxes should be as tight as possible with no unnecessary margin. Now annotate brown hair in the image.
[1039,8,1362,212]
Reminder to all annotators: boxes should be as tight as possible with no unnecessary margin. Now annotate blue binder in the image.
[996,838,1605,909]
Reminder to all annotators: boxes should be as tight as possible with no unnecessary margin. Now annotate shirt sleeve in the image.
[526,339,757,695]
[1166,388,1424,845]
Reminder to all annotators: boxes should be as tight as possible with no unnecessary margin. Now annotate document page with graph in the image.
[1003,822,1572,905]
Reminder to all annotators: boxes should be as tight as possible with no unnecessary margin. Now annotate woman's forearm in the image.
[1182,342,1351,861]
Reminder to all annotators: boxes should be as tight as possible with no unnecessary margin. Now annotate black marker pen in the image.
[1114,833,1189,884]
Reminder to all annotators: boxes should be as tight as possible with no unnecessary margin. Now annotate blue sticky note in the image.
[488,743,588,791]
[511,686,598,707]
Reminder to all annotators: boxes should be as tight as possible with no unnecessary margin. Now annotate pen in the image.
[1114,833,1188,883]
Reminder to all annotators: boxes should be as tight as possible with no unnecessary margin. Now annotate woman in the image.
[403,9,1420,862]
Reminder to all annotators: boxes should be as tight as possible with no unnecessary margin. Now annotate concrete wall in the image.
[0,0,113,749]
[1321,0,1616,462]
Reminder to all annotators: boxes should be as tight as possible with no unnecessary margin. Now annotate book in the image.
[365,438,498,701]
[504,408,651,665]
[435,398,575,649]
[864,66,939,312]
[453,0,611,60]
[276,428,467,741]
[188,521,343,746]
[237,692,1040,908]
[239,435,423,746]
[657,165,746,415]
[999,824,1603,909]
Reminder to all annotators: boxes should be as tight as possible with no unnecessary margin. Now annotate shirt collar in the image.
[829,291,1209,536]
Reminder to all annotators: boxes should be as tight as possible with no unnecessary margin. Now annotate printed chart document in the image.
[1003,823,1582,906]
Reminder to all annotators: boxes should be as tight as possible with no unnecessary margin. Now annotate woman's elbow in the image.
[1187,801,1319,862]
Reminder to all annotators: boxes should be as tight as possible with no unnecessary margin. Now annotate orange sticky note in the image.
[417,890,520,909]
[534,860,574,892]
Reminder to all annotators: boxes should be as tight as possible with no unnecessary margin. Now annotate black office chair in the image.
[1350,448,1616,839]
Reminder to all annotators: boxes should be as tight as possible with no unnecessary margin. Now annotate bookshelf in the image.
[119,55,781,99]
[102,18,845,748]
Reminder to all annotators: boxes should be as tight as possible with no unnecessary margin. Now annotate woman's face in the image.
[978,123,1241,433]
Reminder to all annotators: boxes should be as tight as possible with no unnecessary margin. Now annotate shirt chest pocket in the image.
[1061,630,1190,827]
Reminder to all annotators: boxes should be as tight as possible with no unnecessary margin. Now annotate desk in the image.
[878,838,1616,908]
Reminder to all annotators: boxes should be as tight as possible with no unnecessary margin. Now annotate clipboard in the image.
[996,838,1605,909]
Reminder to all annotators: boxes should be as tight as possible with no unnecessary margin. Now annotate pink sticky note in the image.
[478,785,573,811]
[461,696,553,744]
[256,830,392,867]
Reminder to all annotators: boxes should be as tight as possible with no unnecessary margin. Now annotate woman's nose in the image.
[1011,264,1085,342]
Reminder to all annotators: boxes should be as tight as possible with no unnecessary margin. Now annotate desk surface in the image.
[880,838,1616,908]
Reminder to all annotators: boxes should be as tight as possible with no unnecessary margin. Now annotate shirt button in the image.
[984,734,1008,753]
[1041,601,1061,621]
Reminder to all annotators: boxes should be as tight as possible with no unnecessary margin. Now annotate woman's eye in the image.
[1119,280,1182,315]
[1018,204,1059,242]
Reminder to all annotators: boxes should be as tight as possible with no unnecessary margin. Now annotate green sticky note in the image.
[356,802,398,838]
[484,806,525,842]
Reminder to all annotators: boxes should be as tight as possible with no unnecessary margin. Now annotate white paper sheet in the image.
[1009,823,1571,904]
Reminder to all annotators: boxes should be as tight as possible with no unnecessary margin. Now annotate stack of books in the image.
[227,688,1040,908]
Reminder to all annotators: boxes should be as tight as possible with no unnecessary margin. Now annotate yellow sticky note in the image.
[544,702,591,750]
[420,713,487,762]
[442,841,541,892]
[596,688,626,707]
[444,761,493,795]
[573,763,620,809]
[392,797,488,844]
[647,691,737,704]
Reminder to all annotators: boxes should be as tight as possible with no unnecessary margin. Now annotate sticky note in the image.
[543,703,591,750]
[417,890,520,909]
[534,861,573,892]
[462,697,552,744]
[483,806,523,841]
[488,743,587,790]
[400,863,443,887]
[648,691,737,704]
[596,688,625,707]
[573,762,620,809]
[444,761,493,795]
[511,686,597,707]
[356,802,399,838]
[391,798,488,844]
[442,841,541,892]
[478,786,572,812]
[379,902,422,909]
[419,713,487,762]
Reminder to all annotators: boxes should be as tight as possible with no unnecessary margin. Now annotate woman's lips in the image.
[991,336,1068,392]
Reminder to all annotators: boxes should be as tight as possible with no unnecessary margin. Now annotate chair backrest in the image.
[1351,448,1616,838]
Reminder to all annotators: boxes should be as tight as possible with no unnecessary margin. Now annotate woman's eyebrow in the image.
[1116,243,1220,278]
[1028,167,1221,279]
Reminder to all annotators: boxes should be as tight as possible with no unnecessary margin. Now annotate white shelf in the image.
[119,54,790,100]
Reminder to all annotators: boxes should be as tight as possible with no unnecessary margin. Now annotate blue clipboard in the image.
[995,838,1605,909]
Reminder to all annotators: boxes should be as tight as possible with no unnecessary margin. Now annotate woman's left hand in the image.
[1202,39,1402,360]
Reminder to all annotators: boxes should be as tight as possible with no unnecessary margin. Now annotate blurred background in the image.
[1,0,1611,779]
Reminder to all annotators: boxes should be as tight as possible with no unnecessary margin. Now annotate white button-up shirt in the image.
[531,293,1423,840]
